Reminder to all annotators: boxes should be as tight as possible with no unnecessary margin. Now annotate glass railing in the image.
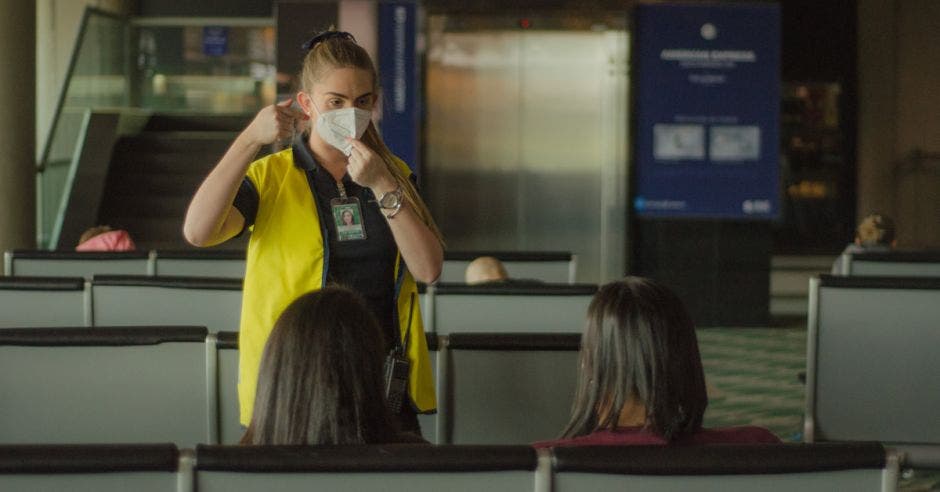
[37,8,128,249]
[37,8,275,249]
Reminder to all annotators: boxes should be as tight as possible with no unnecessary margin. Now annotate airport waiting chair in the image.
[834,250,940,277]
[423,283,596,334]
[89,275,242,332]
[0,443,183,492]
[549,442,900,492]
[805,275,940,468]
[194,444,542,492]
[3,250,151,278]
[440,251,577,284]
[0,276,87,327]
[152,250,245,279]
[215,331,242,445]
[437,333,580,445]
[0,326,215,447]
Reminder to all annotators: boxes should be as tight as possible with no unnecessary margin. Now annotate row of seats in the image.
[0,327,579,447]
[3,249,578,284]
[804,274,940,469]
[0,442,901,492]
[832,249,940,277]
[3,250,246,279]
[3,275,939,462]
[421,283,596,333]
[0,275,242,330]
[0,275,595,333]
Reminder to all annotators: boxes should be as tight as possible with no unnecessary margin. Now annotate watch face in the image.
[380,190,401,208]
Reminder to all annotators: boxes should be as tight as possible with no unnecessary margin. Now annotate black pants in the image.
[396,401,421,436]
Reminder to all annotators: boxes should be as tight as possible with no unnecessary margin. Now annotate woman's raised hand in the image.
[245,98,307,147]
[347,138,395,192]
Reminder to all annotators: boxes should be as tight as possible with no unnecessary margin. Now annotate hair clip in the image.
[301,31,356,52]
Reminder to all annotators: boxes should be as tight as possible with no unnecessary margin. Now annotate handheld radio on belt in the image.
[384,293,414,414]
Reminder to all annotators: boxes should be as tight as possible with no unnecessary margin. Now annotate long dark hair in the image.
[242,286,398,444]
[561,276,707,441]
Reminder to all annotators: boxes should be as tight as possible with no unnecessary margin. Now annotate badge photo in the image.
[331,197,366,241]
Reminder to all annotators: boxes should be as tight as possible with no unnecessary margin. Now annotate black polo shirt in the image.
[233,138,400,351]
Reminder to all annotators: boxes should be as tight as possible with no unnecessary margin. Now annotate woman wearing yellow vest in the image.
[182,31,443,434]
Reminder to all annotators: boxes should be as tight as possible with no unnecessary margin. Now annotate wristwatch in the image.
[377,185,403,218]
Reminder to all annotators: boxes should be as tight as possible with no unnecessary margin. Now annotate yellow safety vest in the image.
[238,148,436,425]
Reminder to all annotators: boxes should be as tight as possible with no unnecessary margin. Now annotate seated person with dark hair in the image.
[242,286,426,445]
[534,276,779,447]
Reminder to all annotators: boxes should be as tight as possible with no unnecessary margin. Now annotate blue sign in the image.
[634,3,780,219]
[202,26,229,57]
[378,1,419,174]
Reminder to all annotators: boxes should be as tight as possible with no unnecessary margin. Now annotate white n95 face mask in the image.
[313,106,372,156]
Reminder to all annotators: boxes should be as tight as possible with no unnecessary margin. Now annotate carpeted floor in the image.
[696,325,940,491]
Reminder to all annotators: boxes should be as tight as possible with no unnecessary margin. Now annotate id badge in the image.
[331,197,367,241]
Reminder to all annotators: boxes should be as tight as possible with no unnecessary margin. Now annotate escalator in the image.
[95,114,251,250]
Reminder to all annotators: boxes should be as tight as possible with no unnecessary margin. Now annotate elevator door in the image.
[425,16,629,283]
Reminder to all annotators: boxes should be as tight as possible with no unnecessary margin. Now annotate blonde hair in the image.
[300,33,443,245]
[855,213,895,247]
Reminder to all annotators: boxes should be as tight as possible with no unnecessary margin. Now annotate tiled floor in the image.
[697,324,940,490]
[699,326,807,441]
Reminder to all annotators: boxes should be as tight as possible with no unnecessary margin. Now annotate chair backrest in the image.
[195,444,541,492]
[440,251,576,284]
[90,275,242,332]
[152,250,245,279]
[0,326,214,447]
[424,283,596,334]
[805,275,940,468]
[836,250,940,277]
[0,444,183,492]
[549,442,898,492]
[216,332,442,446]
[4,250,151,278]
[0,276,87,327]
[439,333,580,444]
[215,332,243,445]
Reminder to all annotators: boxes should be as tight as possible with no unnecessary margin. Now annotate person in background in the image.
[848,213,896,251]
[534,276,780,448]
[464,256,509,284]
[75,225,136,252]
[831,213,896,274]
[241,286,426,445]
[182,30,442,434]
[464,256,545,286]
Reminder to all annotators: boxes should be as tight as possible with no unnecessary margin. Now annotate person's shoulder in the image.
[841,243,866,255]
[533,428,666,448]
[696,425,781,444]
[76,229,136,252]
[247,148,302,186]
[250,148,295,171]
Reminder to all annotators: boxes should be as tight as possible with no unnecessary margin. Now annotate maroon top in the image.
[533,425,780,448]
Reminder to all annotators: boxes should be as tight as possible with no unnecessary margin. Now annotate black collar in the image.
[291,133,320,172]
